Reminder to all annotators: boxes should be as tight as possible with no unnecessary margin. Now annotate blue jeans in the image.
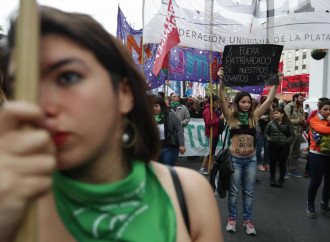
[256,132,269,165]
[158,147,179,166]
[228,153,257,221]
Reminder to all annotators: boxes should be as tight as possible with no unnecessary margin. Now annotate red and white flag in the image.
[152,0,180,76]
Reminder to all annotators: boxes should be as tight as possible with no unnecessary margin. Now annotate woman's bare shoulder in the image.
[150,161,209,187]
[150,161,223,241]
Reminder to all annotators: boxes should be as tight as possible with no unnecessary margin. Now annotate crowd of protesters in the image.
[0,9,329,239]
[152,79,330,236]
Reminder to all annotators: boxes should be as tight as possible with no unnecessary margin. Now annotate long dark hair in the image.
[5,6,160,161]
[228,91,257,129]
[273,107,291,124]
[154,96,168,115]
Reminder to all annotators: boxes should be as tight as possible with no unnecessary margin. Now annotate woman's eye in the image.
[57,72,82,85]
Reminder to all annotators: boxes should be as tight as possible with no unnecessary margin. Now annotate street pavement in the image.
[176,156,330,242]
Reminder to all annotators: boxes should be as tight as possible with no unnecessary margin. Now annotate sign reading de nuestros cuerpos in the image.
[222,44,283,87]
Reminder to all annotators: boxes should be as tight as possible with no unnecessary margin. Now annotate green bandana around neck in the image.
[171,101,179,107]
[154,114,165,123]
[238,112,249,125]
[52,161,176,241]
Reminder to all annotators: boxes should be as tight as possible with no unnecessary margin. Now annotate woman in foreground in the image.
[0,7,222,241]
[218,67,281,235]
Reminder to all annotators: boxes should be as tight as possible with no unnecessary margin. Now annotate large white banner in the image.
[180,118,228,157]
[143,0,330,51]
[180,118,309,157]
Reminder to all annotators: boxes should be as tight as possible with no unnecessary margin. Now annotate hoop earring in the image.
[122,117,138,148]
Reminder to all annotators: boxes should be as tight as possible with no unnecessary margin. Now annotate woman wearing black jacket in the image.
[154,96,186,166]
[264,107,295,187]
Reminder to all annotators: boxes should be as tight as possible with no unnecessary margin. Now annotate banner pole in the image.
[141,0,145,79]
[166,53,171,97]
[14,0,40,241]
[208,50,213,174]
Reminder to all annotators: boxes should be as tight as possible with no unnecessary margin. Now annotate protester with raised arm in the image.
[218,67,281,235]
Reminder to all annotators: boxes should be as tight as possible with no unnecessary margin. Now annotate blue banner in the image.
[116,7,223,90]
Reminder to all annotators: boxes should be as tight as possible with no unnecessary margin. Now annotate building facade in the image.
[280,49,311,76]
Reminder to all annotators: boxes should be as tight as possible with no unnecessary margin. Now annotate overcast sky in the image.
[0,0,143,36]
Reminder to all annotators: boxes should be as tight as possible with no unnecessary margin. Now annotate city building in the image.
[281,49,311,76]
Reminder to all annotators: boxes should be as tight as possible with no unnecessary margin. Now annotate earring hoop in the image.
[122,117,138,148]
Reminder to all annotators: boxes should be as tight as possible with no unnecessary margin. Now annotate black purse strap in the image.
[168,166,190,235]
[221,124,229,151]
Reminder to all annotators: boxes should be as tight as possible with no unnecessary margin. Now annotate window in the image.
[287,61,291,68]
[295,66,299,70]
[287,71,291,76]
[303,49,307,58]
[303,59,307,64]
[302,69,306,74]
[295,56,299,61]
[295,70,299,74]
[302,64,306,69]
[295,60,299,66]
[288,52,292,58]
[296,50,299,57]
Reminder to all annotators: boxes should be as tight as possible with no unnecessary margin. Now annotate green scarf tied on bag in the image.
[238,112,249,125]
[53,161,176,241]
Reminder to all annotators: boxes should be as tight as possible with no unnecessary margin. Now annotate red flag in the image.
[152,0,180,76]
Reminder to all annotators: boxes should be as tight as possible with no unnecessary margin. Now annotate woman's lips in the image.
[53,132,69,146]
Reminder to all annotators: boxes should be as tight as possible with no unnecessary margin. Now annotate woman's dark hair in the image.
[154,96,169,117]
[273,106,291,124]
[259,96,267,104]
[157,91,165,99]
[189,101,198,110]
[318,100,330,110]
[207,94,219,104]
[5,6,160,161]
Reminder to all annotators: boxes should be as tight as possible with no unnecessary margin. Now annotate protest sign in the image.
[222,44,283,87]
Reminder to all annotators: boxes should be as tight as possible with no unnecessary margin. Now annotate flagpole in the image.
[208,50,213,174]
[14,0,40,241]
[167,80,169,97]
[166,53,171,97]
[141,0,144,76]
[207,0,215,174]
[141,0,145,79]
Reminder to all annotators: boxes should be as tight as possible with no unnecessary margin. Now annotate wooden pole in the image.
[166,53,171,97]
[14,0,39,103]
[14,0,40,241]
[166,80,169,97]
[141,43,145,77]
[208,51,213,173]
